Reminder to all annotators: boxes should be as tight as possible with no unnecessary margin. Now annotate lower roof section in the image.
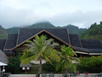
[0,62,7,66]
[89,53,102,55]
[0,50,8,64]
[74,46,102,53]
[81,39,102,49]
[3,50,15,55]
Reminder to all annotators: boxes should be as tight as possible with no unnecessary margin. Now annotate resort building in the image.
[0,50,8,72]
[0,28,102,57]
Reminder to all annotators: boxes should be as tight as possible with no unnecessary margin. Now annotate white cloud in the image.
[0,0,102,28]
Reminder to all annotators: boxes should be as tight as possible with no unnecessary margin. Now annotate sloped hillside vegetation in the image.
[80,21,102,41]
[0,25,8,39]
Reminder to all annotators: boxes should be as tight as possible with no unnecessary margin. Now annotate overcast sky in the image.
[0,0,102,28]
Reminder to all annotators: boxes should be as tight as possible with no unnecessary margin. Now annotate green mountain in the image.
[0,25,8,39]
[6,22,86,35]
[63,25,87,34]
[80,22,102,41]
[29,21,55,28]
[7,22,55,34]
[7,27,20,34]
[0,21,86,39]
[1,21,102,41]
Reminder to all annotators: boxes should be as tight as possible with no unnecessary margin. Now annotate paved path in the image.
[11,73,98,77]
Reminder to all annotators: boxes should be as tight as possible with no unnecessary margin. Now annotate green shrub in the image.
[5,55,21,74]
[77,56,102,73]
[42,62,56,72]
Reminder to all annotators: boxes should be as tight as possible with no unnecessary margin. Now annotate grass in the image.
[21,64,40,74]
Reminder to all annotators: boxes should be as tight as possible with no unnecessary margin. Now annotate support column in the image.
[0,66,1,72]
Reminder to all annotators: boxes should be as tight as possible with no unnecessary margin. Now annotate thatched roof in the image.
[0,50,8,64]
[3,50,15,55]
[0,28,102,55]
[81,39,102,49]
[17,28,70,44]
[0,39,6,51]
[69,34,82,47]
[4,34,18,49]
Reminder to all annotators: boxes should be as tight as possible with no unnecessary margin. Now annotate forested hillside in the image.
[7,22,55,34]
[7,27,20,34]
[29,22,55,28]
[63,25,87,34]
[0,25,8,39]
[80,21,102,41]
[6,22,86,35]
[1,21,102,41]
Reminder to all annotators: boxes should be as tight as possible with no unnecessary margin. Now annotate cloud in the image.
[0,0,102,28]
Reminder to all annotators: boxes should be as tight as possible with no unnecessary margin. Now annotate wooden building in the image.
[0,28,102,57]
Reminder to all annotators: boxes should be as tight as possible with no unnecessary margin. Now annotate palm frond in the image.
[71,57,80,63]
[44,56,52,64]
[21,55,36,65]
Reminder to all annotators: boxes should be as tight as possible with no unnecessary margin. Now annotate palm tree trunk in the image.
[65,68,68,73]
[36,59,42,77]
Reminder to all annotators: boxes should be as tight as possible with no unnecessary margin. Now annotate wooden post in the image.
[0,66,1,72]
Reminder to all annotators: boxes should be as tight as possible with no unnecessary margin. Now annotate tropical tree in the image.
[56,45,79,73]
[20,35,60,77]
[6,54,21,74]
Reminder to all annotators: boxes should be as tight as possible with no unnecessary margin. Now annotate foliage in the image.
[77,56,102,73]
[80,56,102,68]
[0,26,8,39]
[0,34,7,39]
[56,45,79,73]
[6,22,55,34]
[0,22,87,39]
[7,27,19,34]
[20,35,60,65]
[80,21,102,41]
[5,55,21,74]
[64,25,87,34]
[6,23,86,35]
[42,61,56,72]
[20,35,60,77]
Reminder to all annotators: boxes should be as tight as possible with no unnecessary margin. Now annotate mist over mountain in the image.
[0,21,87,39]
[6,21,55,34]
[63,25,87,34]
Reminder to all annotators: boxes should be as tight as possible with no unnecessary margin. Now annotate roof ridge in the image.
[16,29,20,45]
[3,34,8,50]
[77,34,83,48]
[67,29,71,45]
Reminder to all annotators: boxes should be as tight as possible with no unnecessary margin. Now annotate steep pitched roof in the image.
[17,28,70,45]
[2,28,102,55]
[69,34,82,47]
[0,50,8,64]
[4,34,18,49]
[81,39,102,49]
[12,29,73,50]
[0,39,6,51]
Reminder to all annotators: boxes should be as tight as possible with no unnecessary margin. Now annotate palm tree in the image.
[20,35,60,77]
[56,45,79,73]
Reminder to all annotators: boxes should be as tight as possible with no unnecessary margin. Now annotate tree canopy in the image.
[56,45,79,72]
[20,35,60,77]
